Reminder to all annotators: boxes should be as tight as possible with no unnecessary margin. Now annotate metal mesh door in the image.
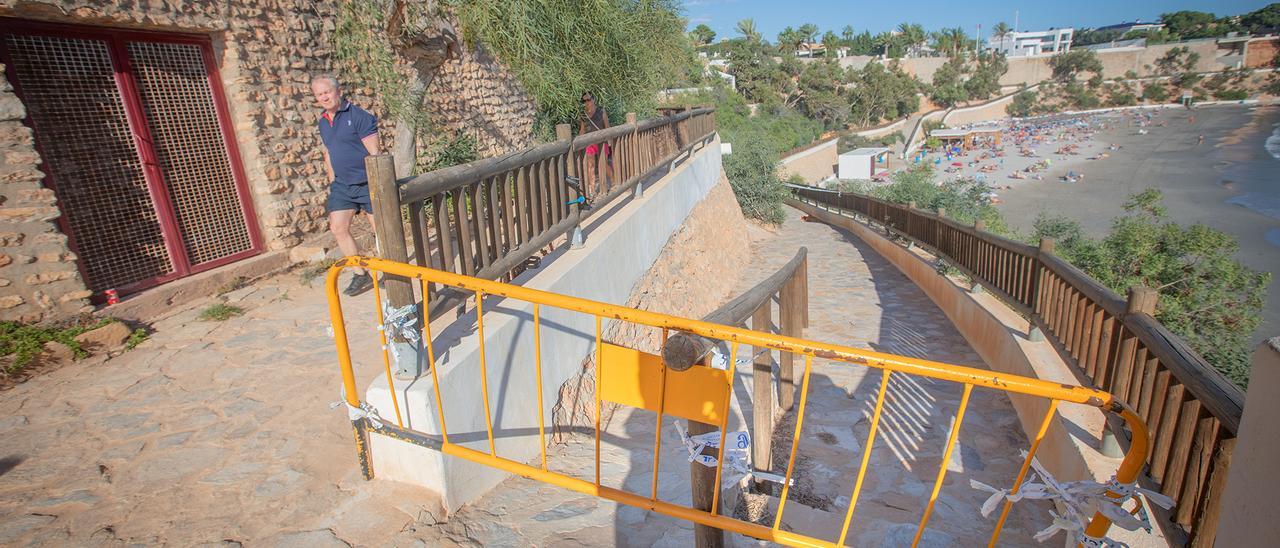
[3,34,174,291]
[125,41,253,267]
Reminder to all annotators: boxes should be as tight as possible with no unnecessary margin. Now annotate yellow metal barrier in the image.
[327,256,1151,547]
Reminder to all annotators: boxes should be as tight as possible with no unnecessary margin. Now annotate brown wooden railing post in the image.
[367,154,414,307]
[689,354,724,547]
[557,123,585,249]
[367,153,417,376]
[1028,237,1055,341]
[751,298,774,481]
[779,274,797,412]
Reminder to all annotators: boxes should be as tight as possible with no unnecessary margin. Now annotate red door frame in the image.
[0,18,264,296]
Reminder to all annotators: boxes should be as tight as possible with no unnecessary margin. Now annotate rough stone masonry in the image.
[0,0,536,323]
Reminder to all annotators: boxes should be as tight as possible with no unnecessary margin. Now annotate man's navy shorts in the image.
[326,181,372,214]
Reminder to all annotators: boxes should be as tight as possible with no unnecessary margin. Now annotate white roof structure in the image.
[842,147,890,157]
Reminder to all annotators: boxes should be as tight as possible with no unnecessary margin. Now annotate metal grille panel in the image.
[4,34,173,291]
[126,41,253,266]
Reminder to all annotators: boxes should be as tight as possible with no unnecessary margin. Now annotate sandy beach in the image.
[924,105,1280,345]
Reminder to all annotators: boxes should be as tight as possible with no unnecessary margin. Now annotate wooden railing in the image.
[661,247,809,547]
[365,107,716,317]
[791,186,1245,546]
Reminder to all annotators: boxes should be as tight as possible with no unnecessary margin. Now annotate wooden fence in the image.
[791,187,1244,546]
[365,107,716,317]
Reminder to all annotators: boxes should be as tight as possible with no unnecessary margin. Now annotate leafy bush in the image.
[1049,49,1103,82]
[864,165,1009,234]
[1033,190,1270,387]
[452,0,693,124]
[1007,89,1038,117]
[1213,89,1249,101]
[1142,83,1170,103]
[723,132,789,224]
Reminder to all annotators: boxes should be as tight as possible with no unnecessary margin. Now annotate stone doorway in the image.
[0,19,261,300]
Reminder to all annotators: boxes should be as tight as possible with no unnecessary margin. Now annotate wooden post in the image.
[557,124,585,249]
[778,275,797,411]
[751,300,774,479]
[974,218,986,232]
[936,207,946,218]
[1028,237,1055,341]
[366,154,414,309]
[689,359,725,548]
[1126,286,1159,318]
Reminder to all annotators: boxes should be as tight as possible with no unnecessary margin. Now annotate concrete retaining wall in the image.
[365,139,724,513]
[779,138,838,184]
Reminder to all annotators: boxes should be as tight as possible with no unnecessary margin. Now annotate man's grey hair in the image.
[311,74,340,90]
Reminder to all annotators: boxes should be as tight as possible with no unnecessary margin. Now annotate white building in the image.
[838,148,890,180]
[988,28,1074,57]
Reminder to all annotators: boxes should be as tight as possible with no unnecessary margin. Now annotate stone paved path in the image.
[0,206,1050,546]
[400,207,1051,546]
[0,270,445,546]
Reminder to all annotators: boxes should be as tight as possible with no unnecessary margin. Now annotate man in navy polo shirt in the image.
[312,75,379,296]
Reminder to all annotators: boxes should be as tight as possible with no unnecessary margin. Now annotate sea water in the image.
[1223,112,1280,232]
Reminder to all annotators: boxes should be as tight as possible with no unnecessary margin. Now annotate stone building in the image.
[0,0,536,323]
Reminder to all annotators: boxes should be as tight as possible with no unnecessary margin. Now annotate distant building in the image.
[1093,21,1165,35]
[988,28,1074,57]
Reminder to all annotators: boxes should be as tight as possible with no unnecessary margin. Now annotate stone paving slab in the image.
[0,270,444,546]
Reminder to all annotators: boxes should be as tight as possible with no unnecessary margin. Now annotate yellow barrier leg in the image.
[912,383,973,547]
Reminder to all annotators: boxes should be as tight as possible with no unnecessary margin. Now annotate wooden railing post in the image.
[557,123,585,249]
[625,113,642,198]
[778,276,797,411]
[751,299,774,483]
[1028,237,1055,341]
[367,154,417,375]
[689,354,725,547]
[367,154,413,307]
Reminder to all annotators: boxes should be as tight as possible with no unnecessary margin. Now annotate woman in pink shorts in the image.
[579,92,613,196]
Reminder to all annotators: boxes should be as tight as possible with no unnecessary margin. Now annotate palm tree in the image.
[841,25,855,43]
[874,31,894,58]
[897,22,926,56]
[992,21,1012,49]
[798,23,819,45]
[736,18,760,42]
[777,26,801,53]
[992,21,1012,40]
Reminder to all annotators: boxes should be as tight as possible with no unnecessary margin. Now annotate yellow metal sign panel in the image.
[598,342,728,423]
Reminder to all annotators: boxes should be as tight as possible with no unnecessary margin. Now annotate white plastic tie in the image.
[332,399,386,430]
[973,451,1162,545]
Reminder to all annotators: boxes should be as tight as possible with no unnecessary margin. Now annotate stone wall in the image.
[423,35,538,158]
[779,138,838,184]
[1246,37,1279,69]
[0,68,92,322]
[0,1,536,323]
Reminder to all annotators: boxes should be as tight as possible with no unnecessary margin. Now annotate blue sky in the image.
[682,0,1274,41]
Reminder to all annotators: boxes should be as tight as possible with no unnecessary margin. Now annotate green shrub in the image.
[1142,83,1170,102]
[1006,89,1038,117]
[1213,89,1249,101]
[452,0,694,124]
[723,133,788,224]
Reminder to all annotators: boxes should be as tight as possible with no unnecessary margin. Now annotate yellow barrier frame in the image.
[327,256,1150,547]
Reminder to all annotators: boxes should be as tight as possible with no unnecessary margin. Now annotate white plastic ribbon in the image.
[971,450,1165,545]
[672,422,790,487]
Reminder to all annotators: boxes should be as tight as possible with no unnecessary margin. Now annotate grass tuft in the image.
[199,304,244,322]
